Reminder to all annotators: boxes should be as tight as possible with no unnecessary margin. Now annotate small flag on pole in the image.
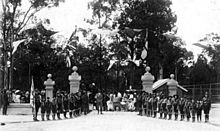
[12,39,27,54]
[66,56,71,68]
[141,28,148,59]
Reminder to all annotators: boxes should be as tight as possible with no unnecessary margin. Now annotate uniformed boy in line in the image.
[69,93,75,118]
[185,99,191,121]
[167,96,173,120]
[51,97,57,120]
[173,95,179,120]
[144,94,149,116]
[152,93,158,118]
[196,100,202,122]
[158,95,164,119]
[63,93,69,118]
[142,92,147,115]
[148,94,153,117]
[162,97,168,119]
[203,92,211,123]
[56,92,63,120]
[190,99,197,122]
[45,97,52,120]
[40,98,46,121]
[33,89,41,121]
[179,97,185,121]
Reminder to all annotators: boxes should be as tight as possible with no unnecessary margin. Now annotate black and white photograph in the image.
[0,0,220,131]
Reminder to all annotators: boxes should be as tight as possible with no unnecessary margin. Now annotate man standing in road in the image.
[203,92,211,123]
[2,89,9,115]
[95,91,103,114]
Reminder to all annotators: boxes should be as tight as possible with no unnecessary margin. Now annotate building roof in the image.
[152,79,188,92]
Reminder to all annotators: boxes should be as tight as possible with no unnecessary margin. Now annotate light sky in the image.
[3,0,220,58]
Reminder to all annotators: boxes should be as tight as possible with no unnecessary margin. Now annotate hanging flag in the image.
[12,39,27,54]
[141,28,148,60]
[141,49,147,60]
[66,56,71,68]
[107,59,117,70]
[193,42,209,49]
[145,28,148,49]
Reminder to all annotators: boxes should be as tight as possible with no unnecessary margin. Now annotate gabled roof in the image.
[152,79,188,92]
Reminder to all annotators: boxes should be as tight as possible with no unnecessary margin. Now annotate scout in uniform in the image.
[185,99,191,121]
[179,97,185,121]
[173,95,179,120]
[45,97,52,120]
[95,91,103,114]
[158,96,164,119]
[63,94,69,118]
[148,94,153,117]
[33,89,41,121]
[69,93,75,118]
[162,97,168,119]
[144,94,149,116]
[167,96,173,120]
[56,92,63,120]
[40,98,46,121]
[203,93,211,122]
[51,97,57,120]
[190,99,197,122]
[152,94,158,118]
[196,100,202,122]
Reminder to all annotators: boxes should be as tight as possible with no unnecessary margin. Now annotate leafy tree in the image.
[198,33,220,83]
[14,23,69,91]
[189,54,214,84]
[0,0,64,89]
[115,0,177,89]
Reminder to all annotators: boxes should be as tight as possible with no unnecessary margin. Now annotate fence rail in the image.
[182,83,220,102]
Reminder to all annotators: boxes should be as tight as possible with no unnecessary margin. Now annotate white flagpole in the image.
[30,76,36,120]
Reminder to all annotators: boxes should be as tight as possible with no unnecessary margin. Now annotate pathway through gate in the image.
[1,104,220,131]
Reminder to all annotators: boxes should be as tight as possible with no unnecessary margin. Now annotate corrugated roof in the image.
[152,79,169,90]
[152,79,188,92]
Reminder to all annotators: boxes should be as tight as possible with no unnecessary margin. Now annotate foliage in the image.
[0,0,64,90]
[189,54,215,84]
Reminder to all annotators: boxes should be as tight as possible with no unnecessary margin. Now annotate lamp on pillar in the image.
[44,74,55,99]
[167,74,178,96]
[141,66,155,93]
[69,66,81,94]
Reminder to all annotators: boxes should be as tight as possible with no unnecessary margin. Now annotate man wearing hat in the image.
[95,90,103,114]
[56,91,63,120]
[33,89,41,121]
[45,97,52,120]
[203,92,211,122]
[2,89,9,115]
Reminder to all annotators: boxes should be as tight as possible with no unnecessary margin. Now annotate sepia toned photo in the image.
[0,0,220,131]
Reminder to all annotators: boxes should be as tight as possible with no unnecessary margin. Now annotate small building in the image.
[152,79,188,97]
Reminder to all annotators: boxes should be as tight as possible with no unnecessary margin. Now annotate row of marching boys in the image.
[33,89,89,121]
[137,92,211,123]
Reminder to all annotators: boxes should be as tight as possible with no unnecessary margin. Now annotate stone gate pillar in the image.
[69,66,81,94]
[44,74,55,99]
[167,74,178,96]
[141,66,155,93]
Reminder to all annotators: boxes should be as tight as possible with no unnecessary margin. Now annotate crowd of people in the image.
[32,89,89,121]
[0,87,212,123]
[105,91,211,123]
